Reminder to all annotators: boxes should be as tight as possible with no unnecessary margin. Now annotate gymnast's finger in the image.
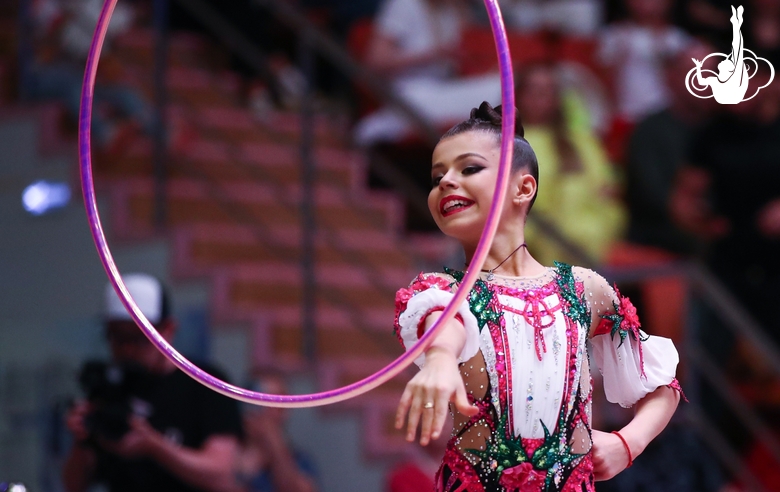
[395,387,413,429]
[418,389,438,445]
[453,381,478,417]
[430,395,450,441]
[406,393,424,441]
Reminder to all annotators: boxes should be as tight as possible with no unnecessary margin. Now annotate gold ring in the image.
[423,402,434,409]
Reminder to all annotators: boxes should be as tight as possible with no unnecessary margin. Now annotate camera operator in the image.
[62,274,243,492]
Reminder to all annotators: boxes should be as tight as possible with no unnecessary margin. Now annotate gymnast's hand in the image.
[591,430,632,481]
[395,347,477,446]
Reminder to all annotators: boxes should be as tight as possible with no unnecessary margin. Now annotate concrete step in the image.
[194,106,348,147]
[270,324,398,361]
[106,178,400,238]
[226,275,394,312]
[209,264,401,326]
[97,137,364,190]
[171,224,417,276]
[114,28,219,70]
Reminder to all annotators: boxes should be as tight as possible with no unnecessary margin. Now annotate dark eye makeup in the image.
[462,165,485,175]
[430,164,486,187]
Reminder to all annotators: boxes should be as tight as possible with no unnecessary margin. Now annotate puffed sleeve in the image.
[393,272,480,367]
[578,268,683,408]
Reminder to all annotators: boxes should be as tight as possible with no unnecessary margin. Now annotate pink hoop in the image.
[78,0,515,407]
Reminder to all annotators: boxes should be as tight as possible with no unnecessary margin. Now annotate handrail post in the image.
[152,0,169,230]
[299,30,317,366]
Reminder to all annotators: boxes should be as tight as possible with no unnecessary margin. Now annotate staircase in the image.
[93,27,454,457]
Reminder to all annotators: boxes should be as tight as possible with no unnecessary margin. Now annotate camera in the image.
[78,360,153,441]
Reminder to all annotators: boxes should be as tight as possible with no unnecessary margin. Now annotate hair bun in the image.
[470,101,525,138]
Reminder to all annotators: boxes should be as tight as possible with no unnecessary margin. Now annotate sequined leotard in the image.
[394,262,682,492]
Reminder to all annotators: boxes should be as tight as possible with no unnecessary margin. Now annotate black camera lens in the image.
[78,360,152,441]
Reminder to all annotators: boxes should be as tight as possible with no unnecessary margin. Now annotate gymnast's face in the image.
[429,131,521,244]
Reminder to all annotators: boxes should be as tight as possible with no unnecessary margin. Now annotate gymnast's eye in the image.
[462,165,485,176]
[431,175,443,187]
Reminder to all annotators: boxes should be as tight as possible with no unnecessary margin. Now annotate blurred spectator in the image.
[683,0,780,67]
[682,0,732,36]
[625,44,713,255]
[169,0,308,112]
[598,0,694,124]
[518,63,626,266]
[670,71,780,343]
[28,0,153,151]
[501,0,604,36]
[236,369,317,492]
[62,274,243,492]
[744,0,780,67]
[353,0,501,145]
[316,0,384,35]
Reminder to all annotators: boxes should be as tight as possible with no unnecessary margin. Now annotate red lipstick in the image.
[439,195,475,217]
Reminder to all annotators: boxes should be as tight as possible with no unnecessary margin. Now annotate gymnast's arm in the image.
[583,272,682,480]
[593,387,680,480]
[395,312,478,446]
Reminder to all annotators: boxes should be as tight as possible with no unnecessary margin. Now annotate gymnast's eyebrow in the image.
[432,153,488,168]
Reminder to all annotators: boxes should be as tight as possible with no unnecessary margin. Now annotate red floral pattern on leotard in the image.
[393,273,454,346]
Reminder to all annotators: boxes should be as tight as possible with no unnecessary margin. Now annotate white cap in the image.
[105,273,164,324]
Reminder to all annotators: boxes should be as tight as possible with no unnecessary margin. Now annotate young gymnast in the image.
[393,102,682,491]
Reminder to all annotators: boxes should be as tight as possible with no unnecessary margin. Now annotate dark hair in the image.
[441,101,539,211]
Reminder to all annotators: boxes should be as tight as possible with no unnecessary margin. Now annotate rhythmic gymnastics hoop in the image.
[79,0,515,408]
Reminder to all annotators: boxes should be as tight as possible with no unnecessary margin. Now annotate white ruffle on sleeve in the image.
[398,288,481,367]
[590,331,679,408]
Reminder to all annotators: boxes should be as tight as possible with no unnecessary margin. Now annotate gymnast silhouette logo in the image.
[686,5,774,104]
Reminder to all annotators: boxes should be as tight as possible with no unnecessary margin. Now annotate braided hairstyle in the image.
[441,101,539,211]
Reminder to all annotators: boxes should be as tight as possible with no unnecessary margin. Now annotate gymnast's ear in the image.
[511,172,537,212]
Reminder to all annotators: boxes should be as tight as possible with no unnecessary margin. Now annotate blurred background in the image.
[1,0,779,490]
